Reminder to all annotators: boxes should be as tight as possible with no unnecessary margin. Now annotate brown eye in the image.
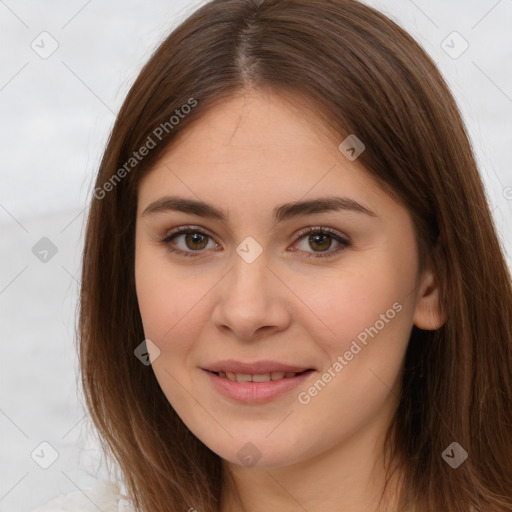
[292,227,350,259]
[182,232,209,250]
[160,226,218,257]
[307,233,332,252]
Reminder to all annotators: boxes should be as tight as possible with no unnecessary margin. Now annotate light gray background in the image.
[1,1,511,510]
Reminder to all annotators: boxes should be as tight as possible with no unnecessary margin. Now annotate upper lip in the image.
[203,360,314,374]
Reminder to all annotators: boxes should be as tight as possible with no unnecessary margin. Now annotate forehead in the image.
[136,90,394,222]
[151,91,334,167]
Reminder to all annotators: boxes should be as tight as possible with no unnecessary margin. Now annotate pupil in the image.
[310,234,330,251]
[186,233,207,249]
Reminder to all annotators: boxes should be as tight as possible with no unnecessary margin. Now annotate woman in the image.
[35,0,512,510]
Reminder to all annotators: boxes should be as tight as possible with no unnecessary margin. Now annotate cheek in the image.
[135,245,200,353]
[293,269,413,450]
[135,248,205,415]
[291,253,415,356]
[298,251,417,417]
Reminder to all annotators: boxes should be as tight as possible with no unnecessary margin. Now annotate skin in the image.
[134,89,444,512]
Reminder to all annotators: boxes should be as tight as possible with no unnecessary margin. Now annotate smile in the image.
[214,371,304,382]
[203,368,315,403]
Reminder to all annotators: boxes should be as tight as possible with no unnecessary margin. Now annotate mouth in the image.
[209,369,313,382]
[201,362,316,403]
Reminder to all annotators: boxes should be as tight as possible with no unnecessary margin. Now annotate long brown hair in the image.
[79,0,512,510]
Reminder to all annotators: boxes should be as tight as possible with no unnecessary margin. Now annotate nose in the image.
[210,248,291,341]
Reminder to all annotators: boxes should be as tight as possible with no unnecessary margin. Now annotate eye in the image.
[160,226,219,257]
[159,225,350,259]
[290,226,350,258]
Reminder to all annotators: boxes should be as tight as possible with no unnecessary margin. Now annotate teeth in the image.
[252,373,271,382]
[219,371,299,382]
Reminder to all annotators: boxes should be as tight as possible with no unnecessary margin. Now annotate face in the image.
[134,89,438,470]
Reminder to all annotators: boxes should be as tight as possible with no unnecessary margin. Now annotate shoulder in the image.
[31,480,135,512]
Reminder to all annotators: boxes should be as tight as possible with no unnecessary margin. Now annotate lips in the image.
[203,359,314,375]
[202,360,316,403]
[215,371,304,382]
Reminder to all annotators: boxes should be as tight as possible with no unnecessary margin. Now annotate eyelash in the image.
[159,225,350,259]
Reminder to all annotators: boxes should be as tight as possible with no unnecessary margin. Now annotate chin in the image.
[198,431,310,470]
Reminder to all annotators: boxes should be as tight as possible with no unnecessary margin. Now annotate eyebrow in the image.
[141,195,378,223]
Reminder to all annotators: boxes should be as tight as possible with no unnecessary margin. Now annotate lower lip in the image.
[203,369,315,404]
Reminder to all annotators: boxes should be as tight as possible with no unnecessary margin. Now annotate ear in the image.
[413,268,445,330]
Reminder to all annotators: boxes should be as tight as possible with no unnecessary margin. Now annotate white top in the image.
[32,480,135,512]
